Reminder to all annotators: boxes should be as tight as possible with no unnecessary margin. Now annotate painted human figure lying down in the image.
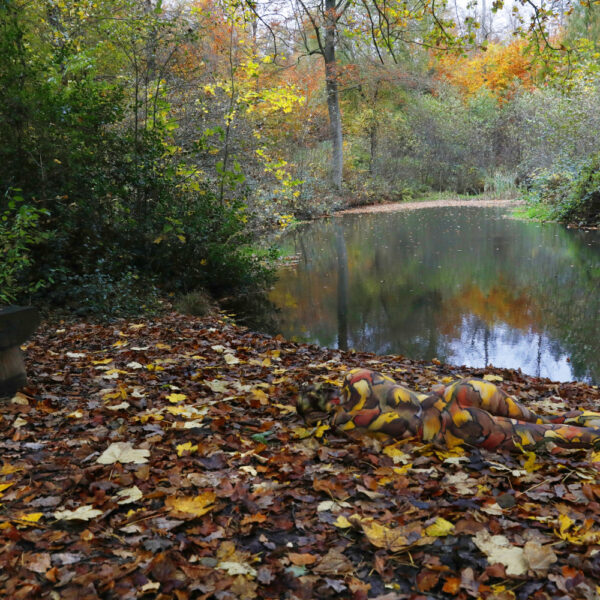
[297,369,600,451]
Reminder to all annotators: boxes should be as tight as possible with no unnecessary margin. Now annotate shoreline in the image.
[336,197,522,215]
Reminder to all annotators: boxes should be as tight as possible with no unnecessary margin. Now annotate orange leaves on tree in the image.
[435,40,535,100]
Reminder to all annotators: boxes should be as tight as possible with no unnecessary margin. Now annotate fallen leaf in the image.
[483,374,503,382]
[333,515,353,528]
[54,505,103,521]
[11,392,29,405]
[0,482,15,494]
[106,402,130,411]
[473,530,527,576]
[425,517,454,537]
[523,540,557,574]
[97,442,150,465]
[360,520,410,552]
[313,548,354,575]
[22,552,51,573]
[176,441,198,456]
[218,561,257,577]
[92,358,113,365]
[16,512,43,524]
[224,353,240,365]
[167,393,187,403]
[383,444,410,465]
[205,380,230,394]
[288,552,318,566]
[165,492,216,518]
[114,486,143,505]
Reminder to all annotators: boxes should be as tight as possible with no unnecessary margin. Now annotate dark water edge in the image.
[240,206,600,384]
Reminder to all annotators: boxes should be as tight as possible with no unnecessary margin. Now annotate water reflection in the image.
[267,207,600,384]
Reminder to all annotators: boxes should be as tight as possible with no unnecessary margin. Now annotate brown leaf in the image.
[21,552,51,573]
[442,576,461,594]
[313,548,354,575]
[416,569,440,592]
[288,552,318,566]
[523,541,557,575]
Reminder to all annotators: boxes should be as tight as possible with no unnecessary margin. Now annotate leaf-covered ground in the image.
[2,313,600,600]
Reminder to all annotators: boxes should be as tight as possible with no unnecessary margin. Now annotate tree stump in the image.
[0,306,40,398]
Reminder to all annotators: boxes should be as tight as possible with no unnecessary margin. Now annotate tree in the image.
[296,0,348,189]
[247,0,468,190]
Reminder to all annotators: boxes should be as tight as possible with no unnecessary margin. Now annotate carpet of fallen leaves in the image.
[2,313,600,600]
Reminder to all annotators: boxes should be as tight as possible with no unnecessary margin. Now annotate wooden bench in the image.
[0,306,40,398]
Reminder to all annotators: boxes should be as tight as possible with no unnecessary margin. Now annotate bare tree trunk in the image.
[324,0,343,189]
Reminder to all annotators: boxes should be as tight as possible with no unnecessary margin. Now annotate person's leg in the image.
[442,379,551,424]
[430,396,600,450]
[547,410,600,428]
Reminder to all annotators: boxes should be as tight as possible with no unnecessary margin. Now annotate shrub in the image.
[557,153,600,225]
[0,192,51,304]
[521,156,600,226]
[175,290,215,317]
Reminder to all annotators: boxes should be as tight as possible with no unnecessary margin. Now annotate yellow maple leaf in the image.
[483,374,503,382]
[1,464,21,475]
[16,512,43,524]
[425,517,454,537]
[383,444,410,465]
[333,515,353,528]
[0,482,15,495]
[393,463,413,475]
[292,427,313,439]
[252,389,269,404]
[165,492,216,518]
[92,358,113,365]
[176,442,198,457]
[166,393,187,404]
[360,520,410,552]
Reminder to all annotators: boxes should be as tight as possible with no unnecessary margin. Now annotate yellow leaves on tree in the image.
[435,40,535,101]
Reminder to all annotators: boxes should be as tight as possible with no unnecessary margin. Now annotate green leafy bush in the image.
[558,153,600,225]
[0,193,51,304]
[521,155,600,226]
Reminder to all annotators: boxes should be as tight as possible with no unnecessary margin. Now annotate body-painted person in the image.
[297,369,600,451]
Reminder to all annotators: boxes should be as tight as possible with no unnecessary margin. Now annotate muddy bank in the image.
[337,198,521,215]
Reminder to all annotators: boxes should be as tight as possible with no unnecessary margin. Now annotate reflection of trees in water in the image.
[336,225,349,351]
[267,208,600,382]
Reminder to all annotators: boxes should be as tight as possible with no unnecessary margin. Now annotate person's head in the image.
[296,380,340,421]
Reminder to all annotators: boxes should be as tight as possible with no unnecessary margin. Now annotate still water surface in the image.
[267,206,600,384]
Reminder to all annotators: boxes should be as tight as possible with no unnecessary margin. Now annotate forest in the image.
[3,3,600,599]
[2,0,600,316]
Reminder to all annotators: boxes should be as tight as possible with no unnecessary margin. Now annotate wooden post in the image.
[0,306,40,398]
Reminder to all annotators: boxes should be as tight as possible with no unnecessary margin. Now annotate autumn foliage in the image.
[435,40,536,100]
[2,314,600,598]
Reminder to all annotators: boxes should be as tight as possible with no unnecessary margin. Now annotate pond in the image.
[264,206,600,384]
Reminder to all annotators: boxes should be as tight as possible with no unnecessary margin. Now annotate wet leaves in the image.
[2,313,600,598]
